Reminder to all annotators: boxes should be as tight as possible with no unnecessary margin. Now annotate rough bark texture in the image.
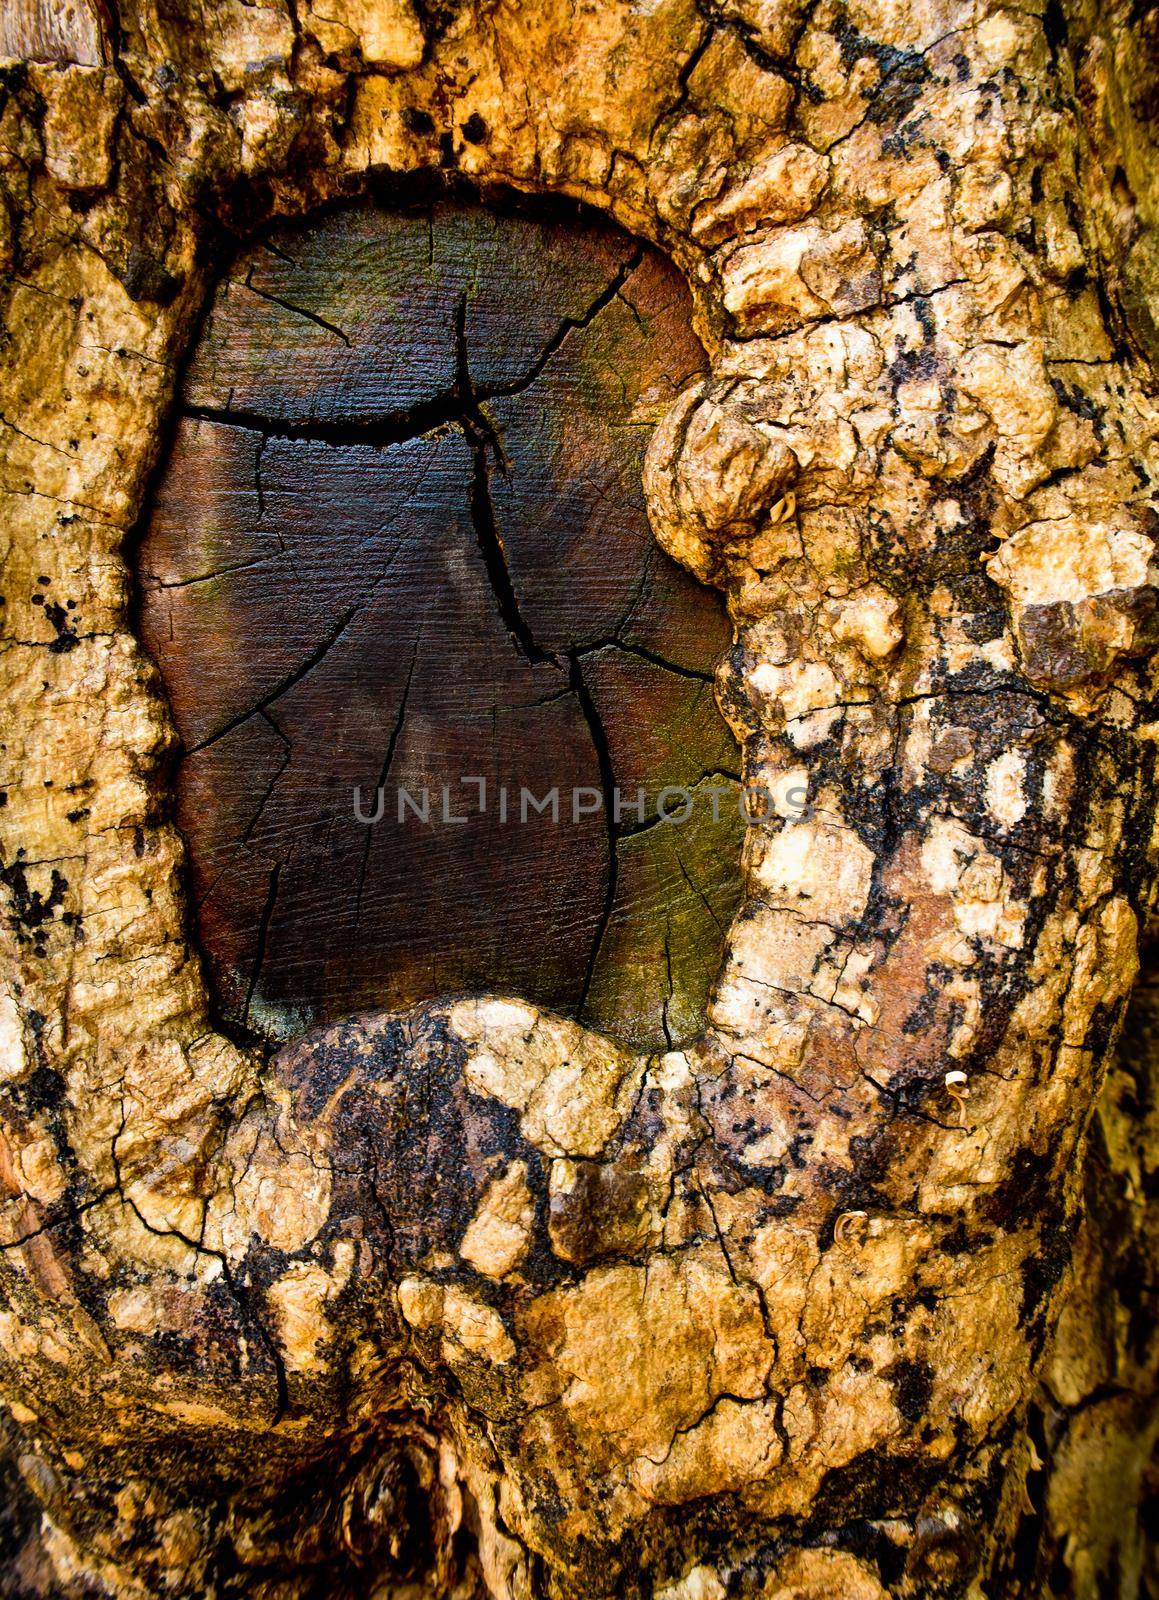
[2,0,1159,1595]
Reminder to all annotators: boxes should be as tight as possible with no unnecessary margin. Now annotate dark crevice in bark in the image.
[355,630,423,926]
[675,849,726,936]
[184,394,469,452]
[124,1193,291,1426]
[107,1099,292,1424]
[222,1255,291,1426]
[0,1186,119,1251]
[244,861,281,1028]
[694,0,786,79]
[696,1171,741,1286]
[0,410,76,459]
[478,244,646,402]
[573,637,716,682]
[187,603,360,755]
[149,554,282,589]
[569,651,619,1017]
[242,710,291,846]
[182,245,641,455]
[259,238,300,269]
[670,16,717,107]
[613,533,658,642]
[862,1071,959,1132]
[254,428,266,519]
[616,808,672,842]
[454,293,558,668]
[242,270,353,346]
[662,920,675,1049]
[465,427,555,668]
[615,771,741,840]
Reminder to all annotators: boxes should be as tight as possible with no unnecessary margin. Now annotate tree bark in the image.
[2,0,1159,1595]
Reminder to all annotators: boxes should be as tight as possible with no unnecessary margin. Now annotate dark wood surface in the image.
[138,197,743,1048]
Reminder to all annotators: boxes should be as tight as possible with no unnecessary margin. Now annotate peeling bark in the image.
[2,0,1159,1594]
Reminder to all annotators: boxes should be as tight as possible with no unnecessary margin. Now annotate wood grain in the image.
[138,197,742,1047]
[0,0,104,64]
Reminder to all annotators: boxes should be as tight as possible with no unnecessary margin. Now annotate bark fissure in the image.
[570,649,620,1016]
[355,629,423,926]
[186,604,361,755]
[244,862,282,1029]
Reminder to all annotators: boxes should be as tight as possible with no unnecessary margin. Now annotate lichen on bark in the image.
[2,0,1159,1595]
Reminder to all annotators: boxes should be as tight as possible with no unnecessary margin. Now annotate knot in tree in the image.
[4,1,1159,1596]
[139,195,745,1052]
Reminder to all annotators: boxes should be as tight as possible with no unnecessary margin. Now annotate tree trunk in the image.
[2,0,1159,1595]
